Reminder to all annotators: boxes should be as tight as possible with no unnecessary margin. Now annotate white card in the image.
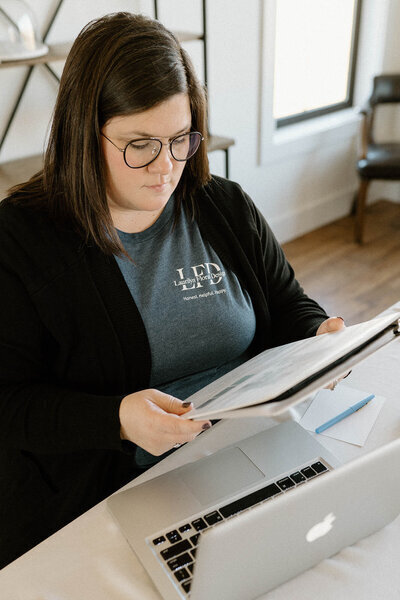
[299,385,385,446]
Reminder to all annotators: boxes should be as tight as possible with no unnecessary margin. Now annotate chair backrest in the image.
[370,74,400,106]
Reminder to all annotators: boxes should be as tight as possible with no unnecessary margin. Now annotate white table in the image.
[2,309,400,600]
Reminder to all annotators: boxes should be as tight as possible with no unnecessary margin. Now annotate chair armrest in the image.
[358,98,373,116]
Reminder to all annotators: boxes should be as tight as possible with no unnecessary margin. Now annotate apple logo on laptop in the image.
[306,512,336,542]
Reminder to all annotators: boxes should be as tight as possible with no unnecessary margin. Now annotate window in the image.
[273,0,362,127]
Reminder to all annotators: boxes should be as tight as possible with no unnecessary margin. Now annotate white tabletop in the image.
[2,309,400,600]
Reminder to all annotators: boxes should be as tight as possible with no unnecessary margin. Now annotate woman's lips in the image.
[146,182,169,192]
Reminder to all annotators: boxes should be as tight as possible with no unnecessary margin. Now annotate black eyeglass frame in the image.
[101,131,204,169]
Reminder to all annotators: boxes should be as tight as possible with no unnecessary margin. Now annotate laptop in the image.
[107,421,400,599]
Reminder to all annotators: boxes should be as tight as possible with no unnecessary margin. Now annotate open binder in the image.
[184,309,400,420]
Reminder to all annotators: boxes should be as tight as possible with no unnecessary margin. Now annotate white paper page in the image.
[299,385,385,446]
[184,311,399,420]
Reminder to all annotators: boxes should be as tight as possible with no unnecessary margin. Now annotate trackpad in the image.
[179,447,264,506]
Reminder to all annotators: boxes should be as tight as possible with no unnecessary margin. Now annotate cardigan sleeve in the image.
[246,193,329,344]
[0,260,125,454]
[197,176,329,347]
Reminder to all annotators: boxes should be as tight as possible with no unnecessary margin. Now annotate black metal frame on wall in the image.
[154,0,208,88]
[153,0,232,178]
[0,0,63,155]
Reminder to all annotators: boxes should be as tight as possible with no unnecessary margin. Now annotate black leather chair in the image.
[355,74,400,243]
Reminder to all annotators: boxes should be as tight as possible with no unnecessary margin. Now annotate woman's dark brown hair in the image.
[8,12,210,255]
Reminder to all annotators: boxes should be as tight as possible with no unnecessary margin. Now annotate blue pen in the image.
[315,394,375,434]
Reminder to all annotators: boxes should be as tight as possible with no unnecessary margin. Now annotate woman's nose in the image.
[148,144,173,175]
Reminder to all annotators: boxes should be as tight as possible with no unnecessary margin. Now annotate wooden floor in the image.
[281,200,400,325]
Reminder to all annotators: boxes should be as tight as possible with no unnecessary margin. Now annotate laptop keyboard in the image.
[149,459,330,597]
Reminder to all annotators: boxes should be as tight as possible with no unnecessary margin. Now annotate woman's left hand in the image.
[316,316,348,389]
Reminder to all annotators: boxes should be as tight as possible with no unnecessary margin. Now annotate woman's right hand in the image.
[119,389,211,456]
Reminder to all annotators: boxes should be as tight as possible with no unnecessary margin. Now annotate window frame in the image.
[275,0,363,129]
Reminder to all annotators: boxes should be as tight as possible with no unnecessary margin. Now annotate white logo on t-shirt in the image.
[173,263,225,290]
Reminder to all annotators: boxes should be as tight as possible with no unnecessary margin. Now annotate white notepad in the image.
[299,385,385,446]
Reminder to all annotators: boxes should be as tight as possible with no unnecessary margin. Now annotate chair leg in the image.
[354,179,370,244]
[349,191,358,216]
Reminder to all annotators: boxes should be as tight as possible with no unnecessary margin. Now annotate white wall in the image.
[1,0,399,242]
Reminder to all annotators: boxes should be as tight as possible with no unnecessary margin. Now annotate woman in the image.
[0,12,343,568]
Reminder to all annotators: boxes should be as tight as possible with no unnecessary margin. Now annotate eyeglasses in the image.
[101,131,204,169]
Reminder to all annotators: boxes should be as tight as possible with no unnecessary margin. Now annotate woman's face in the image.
[101,93,192,232]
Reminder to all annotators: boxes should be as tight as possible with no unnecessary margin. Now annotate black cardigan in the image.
[0,176,327,566]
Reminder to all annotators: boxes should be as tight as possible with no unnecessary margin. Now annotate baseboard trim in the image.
[269,186,357,243]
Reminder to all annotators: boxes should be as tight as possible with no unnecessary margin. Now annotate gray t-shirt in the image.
[116,196,256,397]
[115,196,256,465]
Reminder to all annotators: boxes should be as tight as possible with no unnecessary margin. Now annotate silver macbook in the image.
[107,421,400,600]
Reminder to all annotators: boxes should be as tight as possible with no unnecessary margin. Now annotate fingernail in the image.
[202,423,211,430]
[337,316,345,322]
[182,401,192,408]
